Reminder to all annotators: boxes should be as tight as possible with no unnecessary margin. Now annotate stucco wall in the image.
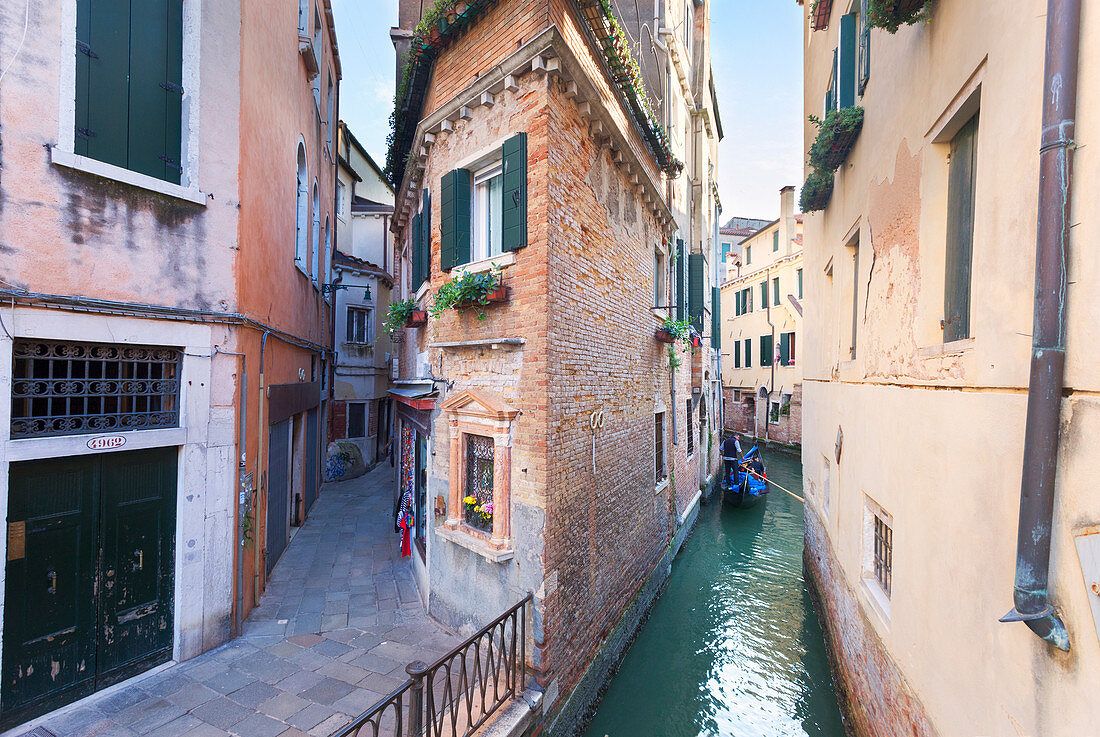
[801,1,1100,733]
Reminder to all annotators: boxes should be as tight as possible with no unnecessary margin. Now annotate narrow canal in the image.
[583,450,847,737]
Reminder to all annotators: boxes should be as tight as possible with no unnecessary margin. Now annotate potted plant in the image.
[656,317,691,345]
[383,298,425,334]
[868,0,933,33]
[430,267,505,321]
[800,169,835,212]
[464,495,493,532]
[809,106,864,173]
[810,0,835,30]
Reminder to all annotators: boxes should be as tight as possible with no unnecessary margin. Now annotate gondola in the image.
[721,446,768,508]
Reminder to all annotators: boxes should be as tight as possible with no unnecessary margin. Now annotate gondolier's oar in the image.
[742,467,805,504]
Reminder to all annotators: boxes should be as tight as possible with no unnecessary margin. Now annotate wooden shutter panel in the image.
[411,213,423,288]
[944,113,979,342]
[76,0,130,169]
[790,332,797,363]
[858,0,870,94]
[744,338,751,368]
[675,240,686,320]
[501,133,527,252]
[839,13,857,109]
[761,334,773,366]
[128,0,183,182]
[780,332,790,365]
[688,254,704,331]
[420,188,431,282]
[711,286,721,350]
[734,340,740,368]
[441,169,471,270]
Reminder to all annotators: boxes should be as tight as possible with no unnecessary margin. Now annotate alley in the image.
[10,464,458,737]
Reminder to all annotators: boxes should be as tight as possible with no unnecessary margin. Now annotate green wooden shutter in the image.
[734,340,740,368]
[744,338,751,368]
[420,188,432,282]
[858,0,871,94]
[675,240,686,320]
[128,0,183,182]
[944,113,979,342]
[773,277,780,306]
[760,280,768,307]
[501,133,527,251]
[839,13,857,109]
[780,332,790,365]
[411,213,423,287]
[440,169,472,269]
[711,286,721,350]
[761,334,773,366]
[76,0,130,169]
[772,230,779,251]
[825,48,838,114]
[688,254,704,331]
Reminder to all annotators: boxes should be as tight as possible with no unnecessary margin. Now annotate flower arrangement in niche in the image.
[464,495,493,531]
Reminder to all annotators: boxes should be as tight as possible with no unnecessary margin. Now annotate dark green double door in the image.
[2,447,176,727]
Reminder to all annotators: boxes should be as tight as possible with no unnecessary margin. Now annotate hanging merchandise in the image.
[397,487,414,558]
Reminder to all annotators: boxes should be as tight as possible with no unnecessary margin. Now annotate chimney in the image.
[779,185,795,255]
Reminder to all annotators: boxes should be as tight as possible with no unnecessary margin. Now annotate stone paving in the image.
[13,463,459,737]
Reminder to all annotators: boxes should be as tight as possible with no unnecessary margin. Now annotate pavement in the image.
[12,463,459,737]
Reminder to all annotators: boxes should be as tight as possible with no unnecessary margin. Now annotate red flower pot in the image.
[405,310,428,327]
[655,328,677,344]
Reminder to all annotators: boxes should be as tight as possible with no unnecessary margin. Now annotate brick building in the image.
[384,0,721,731]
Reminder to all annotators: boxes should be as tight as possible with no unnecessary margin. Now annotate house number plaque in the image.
[87,435,126,450]
[7,521,25,561]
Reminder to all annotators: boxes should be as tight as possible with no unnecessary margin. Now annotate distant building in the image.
[801,1,1099,736]
[718,217,771,283]
[330,123,395,468]
[720,187,803,446]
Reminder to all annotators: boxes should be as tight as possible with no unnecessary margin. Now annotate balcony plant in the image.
[868,0,933,34]
[808,106,865,173]
[383,298,425,334]
[810,0,835,30]
[656,317,691,345]
[430,267,505,321]
[800,169,835,213]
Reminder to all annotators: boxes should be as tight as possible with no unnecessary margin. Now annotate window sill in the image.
[861,576,892,625]
[650,307,670,321]
[415,281,430,302]
[655,478,670,495]
[918,337,975,358]
[436,524,514,563]
[51,148,206,206]
[451,251,516,277]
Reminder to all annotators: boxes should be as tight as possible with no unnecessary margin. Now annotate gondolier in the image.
[721,433,743,461]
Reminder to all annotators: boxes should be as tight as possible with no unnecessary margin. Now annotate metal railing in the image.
[335,594,531,737]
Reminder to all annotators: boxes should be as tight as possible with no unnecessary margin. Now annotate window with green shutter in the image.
[675,240,686,321]
[944,113,979,343]
[760,280,768,307]
[797,268,804,299]
[772,230,779,251]
[711,287,721,350]
[411,212,423,287]
[760,334,773,366]
[744,338,752,368]
[780,332,790,366]
[688,254,704,331]
[734,340,741,368]
[858,0,870,95]
[75,0,183,183]
[501,133,527,252]
[440,169,472,271]
[839,13,857,109]
[772,276,780,306]
[420,188,432,284]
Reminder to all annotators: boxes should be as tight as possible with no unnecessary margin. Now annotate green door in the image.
[3,448,176,727]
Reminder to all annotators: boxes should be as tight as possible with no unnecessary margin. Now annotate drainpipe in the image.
[1000,0,1080,652]
[235,363,247,635]
[254,331,270,607]
[765,273,775,440]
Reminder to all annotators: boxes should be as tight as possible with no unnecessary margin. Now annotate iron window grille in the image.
[873,514,893,597]
[654,412,666,485]
[464,434,495,532]
[11,339,182,439]
[686,400,694,456]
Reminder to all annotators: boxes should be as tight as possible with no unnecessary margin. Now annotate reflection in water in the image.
[583,451,846,737]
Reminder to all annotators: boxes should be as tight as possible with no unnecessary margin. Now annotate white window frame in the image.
[298,0,309,34]
[52,0,204,205]
[295,143,308,272]
[862,495,893,622]
[311,180,320,283]
[346,306,372,345]
[336,180,346,222]
[653,245,667,309]
[472,160,504,262]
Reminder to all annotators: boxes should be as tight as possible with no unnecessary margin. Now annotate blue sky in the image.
[331,0,804,220]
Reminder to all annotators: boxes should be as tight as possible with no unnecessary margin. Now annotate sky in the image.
[330,0,804,221]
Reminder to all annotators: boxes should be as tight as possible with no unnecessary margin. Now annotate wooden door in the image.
[266,420,291,575]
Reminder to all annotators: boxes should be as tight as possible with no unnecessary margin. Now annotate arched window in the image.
[311,181,320,282]
[296,144,308,269]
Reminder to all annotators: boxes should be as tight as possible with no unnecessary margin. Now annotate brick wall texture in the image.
[723,383,802,447]
[391,0,716,729]
[804,508,937,737]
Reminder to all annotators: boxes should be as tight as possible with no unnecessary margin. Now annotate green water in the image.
[582,451,847,737]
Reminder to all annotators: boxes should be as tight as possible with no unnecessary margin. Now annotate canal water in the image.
[583,450,847,737]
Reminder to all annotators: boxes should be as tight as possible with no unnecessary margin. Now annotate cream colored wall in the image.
[721,212,804,396]
[802,0,1100,734]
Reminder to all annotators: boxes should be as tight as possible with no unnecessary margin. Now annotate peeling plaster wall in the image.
[801,0,1100,734]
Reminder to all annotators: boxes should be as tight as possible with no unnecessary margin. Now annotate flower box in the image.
[655,328,677,344]
[811,0,835,30]
[800,170,835,213]
[405,310,428,328]
[868,0,933,33]
[810,107,864,173]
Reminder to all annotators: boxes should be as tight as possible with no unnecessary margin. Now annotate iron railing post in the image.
[406,660,429,737]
